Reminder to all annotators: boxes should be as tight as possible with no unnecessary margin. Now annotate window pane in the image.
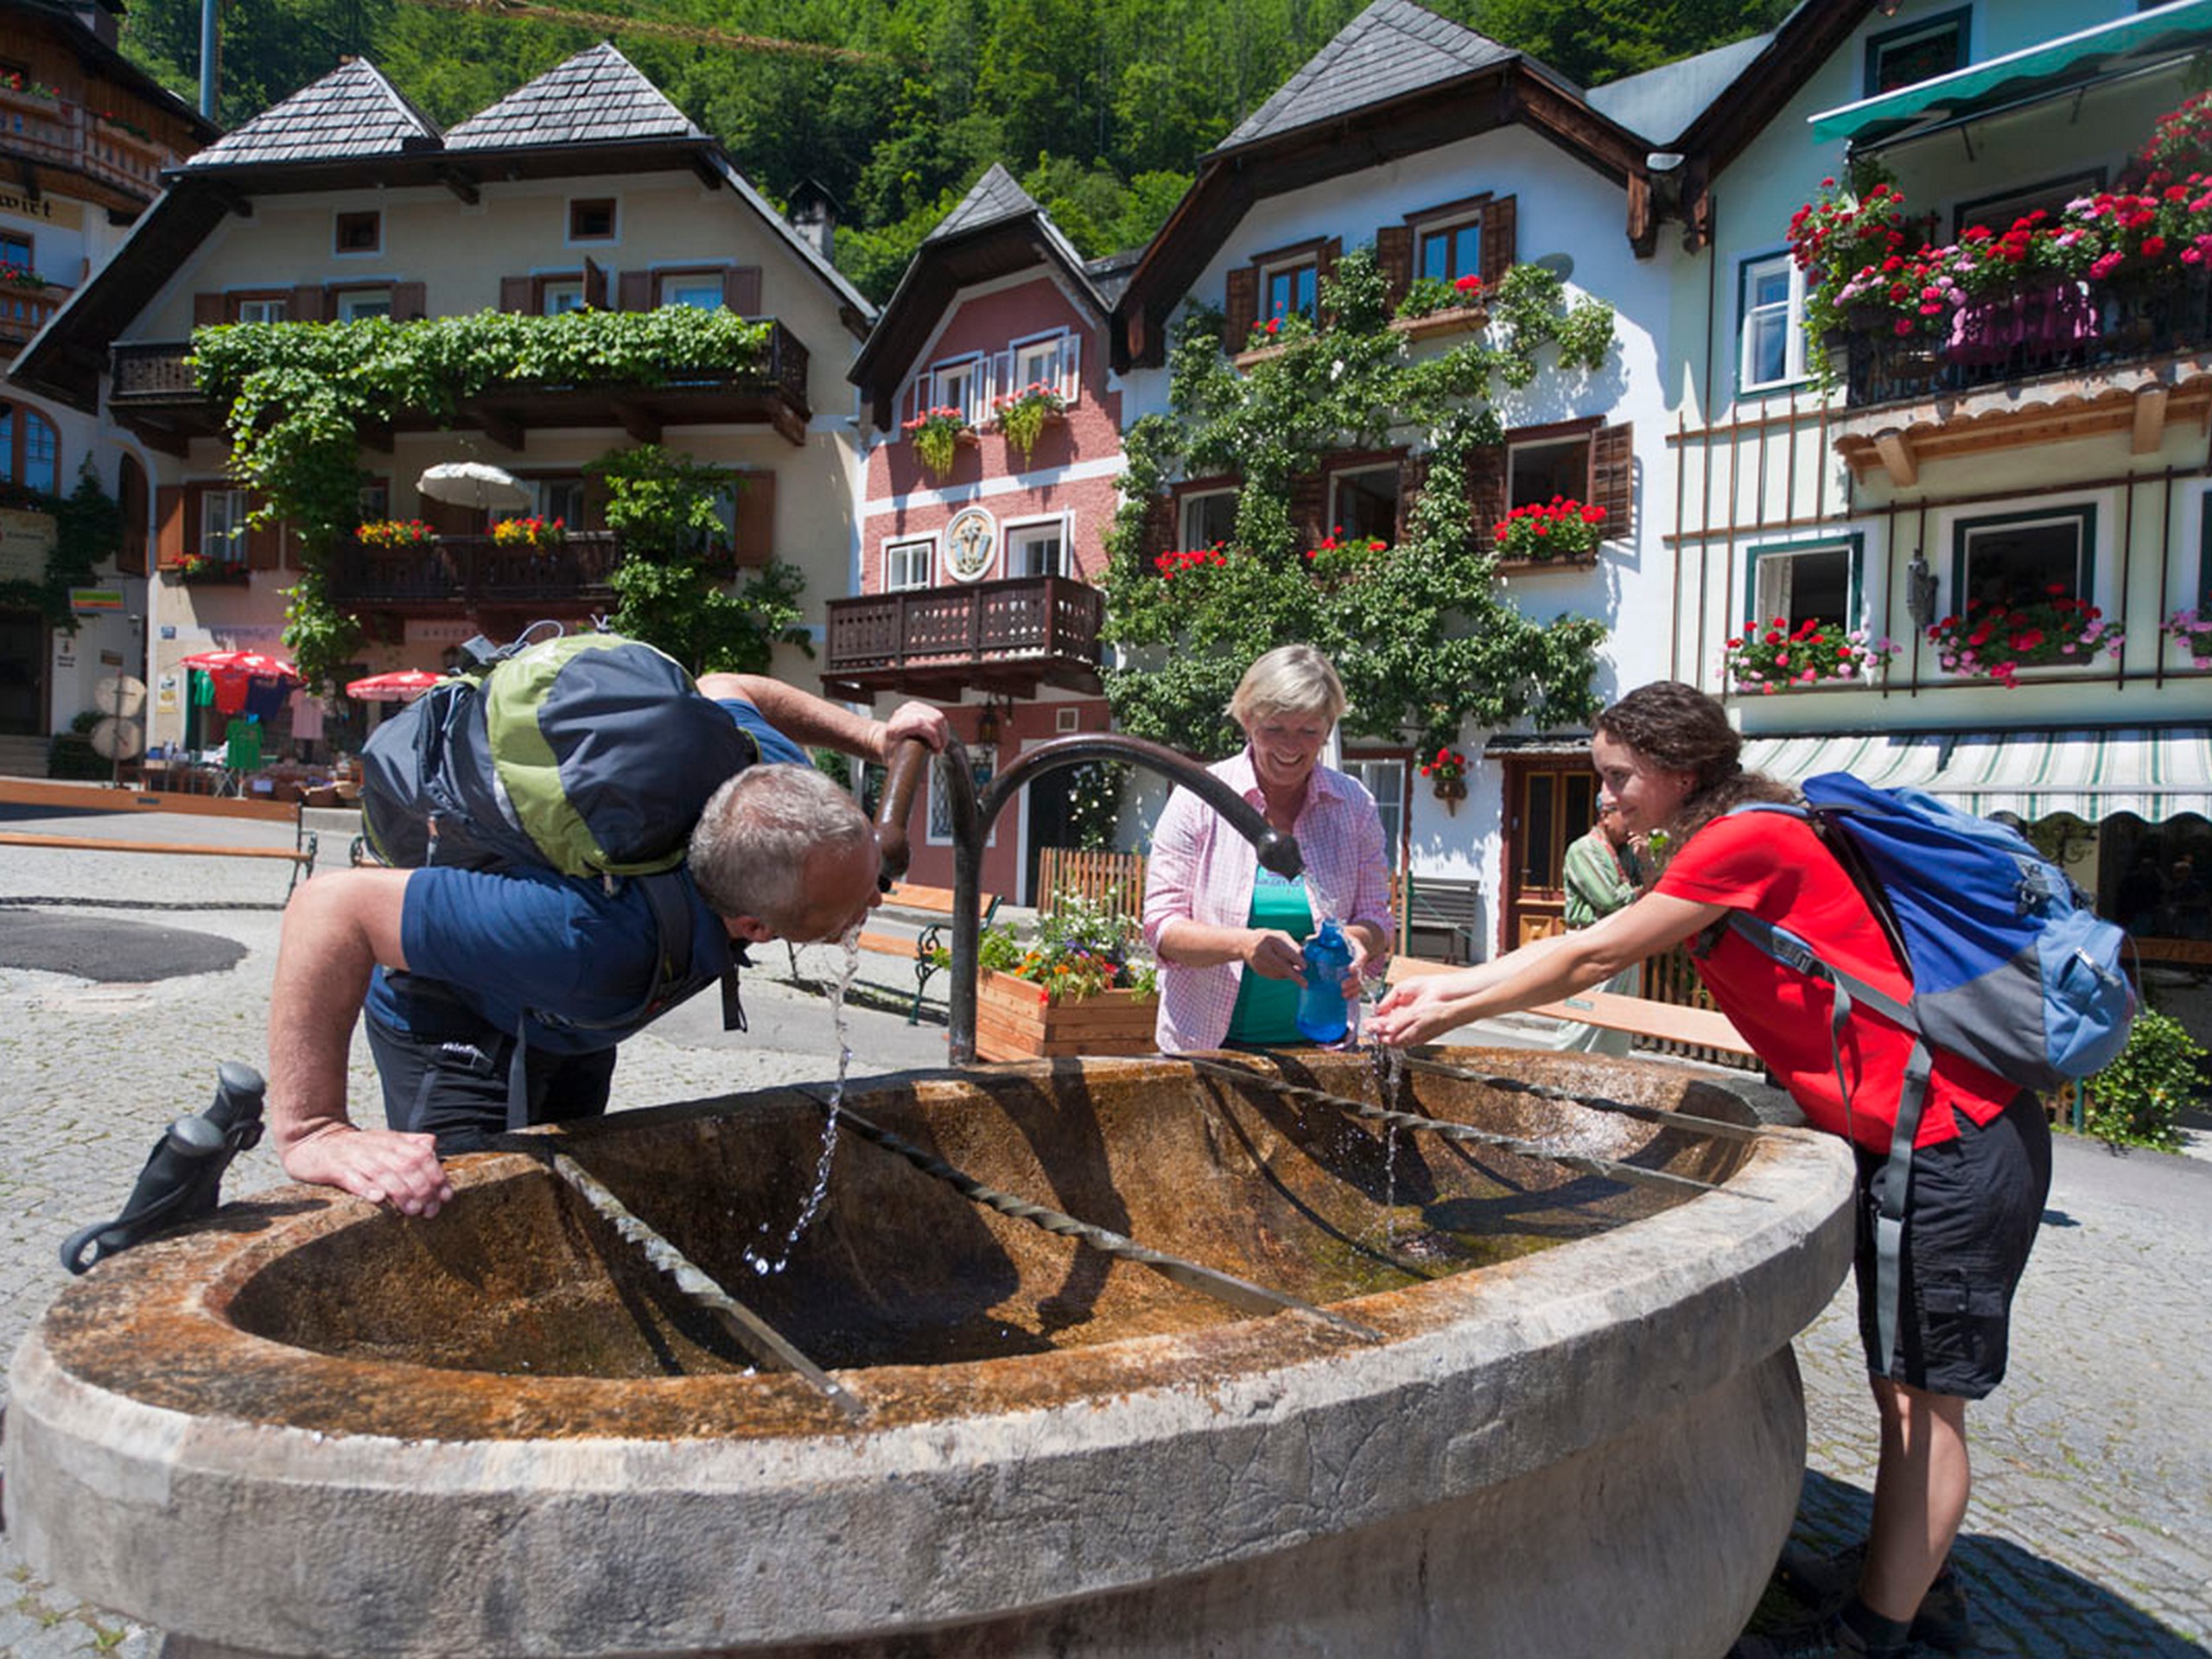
[1746,311,1790,385]
[543,283,585,315]
[1756,546,1850,631]
[1264,264,1316,320]
[0,232,30,265]
[1872,21,1961,93]
[1330,464,1400,544]
[1007,525,1062,576]
[22,411,57,494]
[1508,438,1590,508]
[1523,775,1558,888]
[0,406,13,484]
[237,298,287,323]
[1962,518,2086,609]
[1343,759,1404,869]
[666,280,721,310]
[1015,337,1063,385]
[886,539,931,590]
[1181,490,1237,549]
[1420,222,1480,283]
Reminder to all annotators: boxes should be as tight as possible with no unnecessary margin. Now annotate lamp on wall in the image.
[1905,553,1939,628]
[975,693,1007,747]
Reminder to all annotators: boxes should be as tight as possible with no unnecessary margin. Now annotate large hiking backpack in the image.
[359,630,759,879]
[1726,772,2135,1376]
[358,631,762,1122]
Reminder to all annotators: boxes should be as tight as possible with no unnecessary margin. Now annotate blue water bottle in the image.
[1296,918,1353,1044]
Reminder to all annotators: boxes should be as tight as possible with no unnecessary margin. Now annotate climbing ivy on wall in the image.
[1101,251,1615,759]
[189,308,774,692]
[0,467,121,634]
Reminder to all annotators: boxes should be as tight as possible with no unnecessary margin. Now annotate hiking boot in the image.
[1726,1610,1916,1659]
[1775,1540,1973,1655]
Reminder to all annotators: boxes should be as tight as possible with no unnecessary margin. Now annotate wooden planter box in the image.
[974,968,1160,1061]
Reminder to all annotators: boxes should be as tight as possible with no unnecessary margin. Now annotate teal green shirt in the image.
[1226,868,1313,1045]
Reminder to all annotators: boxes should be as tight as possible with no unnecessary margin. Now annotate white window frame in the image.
[1338,757,1406,870]
[884,537,932,592]
[1751,541,1854,632]
[333,210,381,257]
[199,488,249,563]
[1739,251,1808,392]
[541,279,586,315]
[927,750,996,847]
[333,288,392,322]
[235,296,288,324]
[660,274,723,310]
[1505,434,1592,510]
[566,197,619,246]
[1012,330,1069,395]
[535,478,587,527]
[1179,487,1237,550]
[1955,507,2094,613]
[1004,517,1066,578]
[931,356,984,425]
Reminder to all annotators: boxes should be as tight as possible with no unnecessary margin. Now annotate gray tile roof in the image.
[445,41,702,149]
[928,163,1039,243]
[185,58,436,168]
[1584,32,1773,144]
[1220,0,1520,151]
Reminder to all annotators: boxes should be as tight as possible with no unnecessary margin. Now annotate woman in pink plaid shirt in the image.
[1141,645,1395,1052]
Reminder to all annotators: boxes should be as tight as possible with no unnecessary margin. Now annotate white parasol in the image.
[416,461,530,512]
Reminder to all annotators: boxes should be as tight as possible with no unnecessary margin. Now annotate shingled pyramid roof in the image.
[1220,0,1525,152]
[445,41,702,149]
[185,58,437,168]
[928,163,1039,242]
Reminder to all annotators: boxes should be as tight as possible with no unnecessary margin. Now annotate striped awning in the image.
[1739,728,2212,823]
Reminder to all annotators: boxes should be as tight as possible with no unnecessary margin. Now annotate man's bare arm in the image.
[696,673,947,760]
[265,868,453,1217]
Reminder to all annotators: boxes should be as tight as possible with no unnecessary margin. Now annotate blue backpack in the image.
[1726,772,2134,1376]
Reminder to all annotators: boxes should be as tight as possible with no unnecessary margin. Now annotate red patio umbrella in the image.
[179,649,300,681]
[346,669,444,702]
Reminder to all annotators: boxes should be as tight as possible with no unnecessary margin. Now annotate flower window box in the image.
[974,969,1160,1061]
[1389,303,1490,343]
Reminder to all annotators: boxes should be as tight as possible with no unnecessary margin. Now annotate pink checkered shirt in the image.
[1141,748,1394,1052]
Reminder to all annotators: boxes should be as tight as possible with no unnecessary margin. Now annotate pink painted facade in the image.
[855,271,1122,901]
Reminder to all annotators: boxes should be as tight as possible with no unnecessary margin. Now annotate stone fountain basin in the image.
[6,1049,1853,1658]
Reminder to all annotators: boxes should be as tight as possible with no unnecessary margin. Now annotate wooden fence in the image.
[1036,848,1147,918]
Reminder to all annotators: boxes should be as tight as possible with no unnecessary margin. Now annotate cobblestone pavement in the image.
[2,804,2207,1656]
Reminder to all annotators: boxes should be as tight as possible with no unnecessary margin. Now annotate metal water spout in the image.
[876,734,1304,1064]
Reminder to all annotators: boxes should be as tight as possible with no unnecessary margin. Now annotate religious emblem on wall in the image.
[943,507,997,583]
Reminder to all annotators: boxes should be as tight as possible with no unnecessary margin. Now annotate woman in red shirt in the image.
[1373,681,2049,1659]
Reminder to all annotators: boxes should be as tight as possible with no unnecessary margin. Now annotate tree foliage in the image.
[118,0,1779,302]
[1102,250,1613,758]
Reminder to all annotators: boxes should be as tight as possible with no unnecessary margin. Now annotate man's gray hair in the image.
[689,764,874,927]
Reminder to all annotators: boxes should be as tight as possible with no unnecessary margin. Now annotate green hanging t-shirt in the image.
[1226,867,1313,1046]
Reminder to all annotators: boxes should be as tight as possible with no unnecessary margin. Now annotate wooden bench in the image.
[1385,956,1757,1060]
[0,778,321,899]
[849,881,1003,1022]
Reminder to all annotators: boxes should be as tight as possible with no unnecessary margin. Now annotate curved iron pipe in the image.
[943,733,1303,1064]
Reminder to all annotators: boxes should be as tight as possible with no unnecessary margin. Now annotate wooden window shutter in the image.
[154,485,185,569]
[422,496,479,537]
[583,257,607,311]
[731,468,776,568]
[1376,226,1414,308]
[722,265,762,315]
[390,282,427,321]
[582,467,611,529]
[498,276,533,315]
[1290,469,1326,547]
[1141,493,1175,563]
[1224,266,1257,353]
[618,270,652,311]
[193,293,225,327]
[1318,238,1343,323]
[245,497,283,570]
[1481,195,1517,289]
[288,284,328,322]
[1466,444,1507,548]
[1591,423,1633,542]
[1395,453,1429,543]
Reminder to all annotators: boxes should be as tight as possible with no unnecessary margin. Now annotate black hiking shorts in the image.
[366,1011,618,1154]
[1853,1088,2052,1399]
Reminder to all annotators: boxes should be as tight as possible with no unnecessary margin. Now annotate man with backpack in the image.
[266,665,947,1223]
[1374,681,2128,1659]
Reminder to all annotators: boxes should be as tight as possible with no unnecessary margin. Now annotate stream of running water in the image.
[740,931,857,1277]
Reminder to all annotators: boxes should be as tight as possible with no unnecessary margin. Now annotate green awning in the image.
[1810,0,2212,149]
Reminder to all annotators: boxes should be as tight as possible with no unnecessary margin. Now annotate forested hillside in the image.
[116,0,1784,298]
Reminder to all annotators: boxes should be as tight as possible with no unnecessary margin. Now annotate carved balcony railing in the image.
[1,86,174,203]
[822,575,1106,700]
[1833,274,2212,409]
[326,531,623,614]
[0,275,67,350]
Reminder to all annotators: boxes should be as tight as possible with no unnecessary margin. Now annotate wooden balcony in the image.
[1830,275,2212,484]
[326,531,623,620]
[821,575,1106,701]
[0,275,67,352]
[108,319,814,455]
[0,86,175,211]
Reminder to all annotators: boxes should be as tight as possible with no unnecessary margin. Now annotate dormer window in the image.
[569,198,617,242]
[1014,332,1067,391]
[1262,258,1318,324]
[931,358,982,424]
[334,212,381,255]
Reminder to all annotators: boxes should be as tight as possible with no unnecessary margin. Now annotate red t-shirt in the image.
[1654,811,2017,1152]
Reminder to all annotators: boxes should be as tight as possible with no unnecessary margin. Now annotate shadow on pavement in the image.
[1743,1471,2211,1656]
[0,908,249,981]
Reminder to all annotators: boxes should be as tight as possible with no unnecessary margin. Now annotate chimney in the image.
[790,179,839,264]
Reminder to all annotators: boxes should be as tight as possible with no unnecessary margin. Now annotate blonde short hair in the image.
[1228,644,1346,732]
